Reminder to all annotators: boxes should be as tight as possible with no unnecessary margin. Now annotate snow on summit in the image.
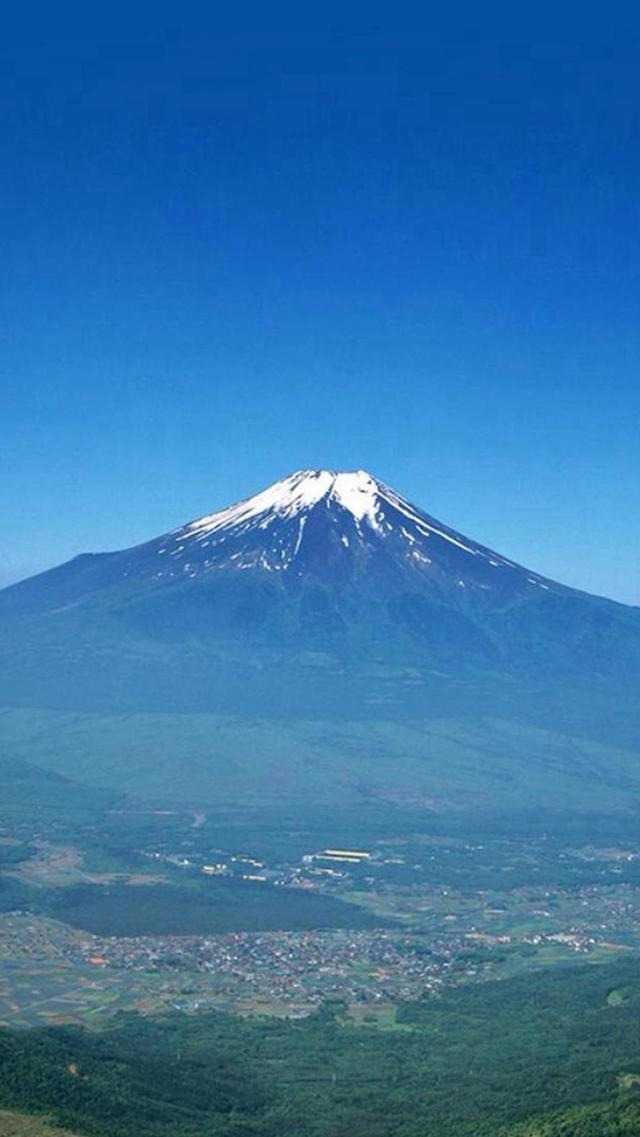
[182,470,384,537]
[144,469,554,595]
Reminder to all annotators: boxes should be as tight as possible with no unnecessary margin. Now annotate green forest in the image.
[1,957,640,1136]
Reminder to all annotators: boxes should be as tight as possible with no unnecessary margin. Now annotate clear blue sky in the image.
[2,6,639,603]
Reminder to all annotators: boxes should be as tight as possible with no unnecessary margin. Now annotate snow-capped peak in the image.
[150,468,552,594]
[181,469,385,539]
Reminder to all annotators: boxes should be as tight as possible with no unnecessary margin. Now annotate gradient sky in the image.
[2,6,639,603]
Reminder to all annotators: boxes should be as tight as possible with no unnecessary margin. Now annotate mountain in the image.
[5,467,557,602]
[1,470,639,816]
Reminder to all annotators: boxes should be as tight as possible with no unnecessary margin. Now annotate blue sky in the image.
[2,7,639,602]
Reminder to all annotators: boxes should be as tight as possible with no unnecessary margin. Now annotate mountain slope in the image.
[0,470,638,814]
[0,469,560,608]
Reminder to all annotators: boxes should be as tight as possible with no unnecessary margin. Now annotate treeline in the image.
[0,959,639,1136]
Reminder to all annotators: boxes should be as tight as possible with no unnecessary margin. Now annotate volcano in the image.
[0,469,560,607]
[0,470,638,814]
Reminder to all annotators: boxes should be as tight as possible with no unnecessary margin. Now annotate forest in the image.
[1,957,639,1136]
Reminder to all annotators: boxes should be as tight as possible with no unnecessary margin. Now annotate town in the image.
[2,836,640,1028]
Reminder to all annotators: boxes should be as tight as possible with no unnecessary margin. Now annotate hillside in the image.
[0,470,638,816]
[1,958,640,1137]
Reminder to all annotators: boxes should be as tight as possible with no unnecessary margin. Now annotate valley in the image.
[2,804,640,1029]
[2,803,640,1136]
[1,470,639,1136]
